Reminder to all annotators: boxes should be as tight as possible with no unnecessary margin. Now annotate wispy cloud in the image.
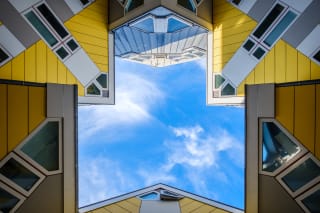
[79,70,164,140]
[78,156,139,207]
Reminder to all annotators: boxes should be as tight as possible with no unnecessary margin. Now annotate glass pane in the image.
[0,158,40,191]
[0,48,9,63]
[37,4,69,39]
[21,121,59,171]
[313,50,320,62]
[196,0,202,3]
[221,83,235,96]
[67,39,78,51]
[125,0,144,13]
[97,74,107,88]
[263,11,297,47]
[214,75,225,89]
[282,158,320,192]
[140,192,158,200]
[253,4,284,39]
[56,47,69,59]
[178,0,196,13]
[132,18,154,33]
[25,11,58,47]
[0,187,20,213]
[243,39,255,51]
[80,0,90,5]
[302,189,320,212]
[262,122,302,172]
[87,83,101,95]
[232,0,242,6]
[167,18,189,33]
[253,47,265,59]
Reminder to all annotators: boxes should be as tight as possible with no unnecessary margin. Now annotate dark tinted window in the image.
[0,48,9,63]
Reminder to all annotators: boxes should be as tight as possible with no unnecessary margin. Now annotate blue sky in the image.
[78,57,245,209]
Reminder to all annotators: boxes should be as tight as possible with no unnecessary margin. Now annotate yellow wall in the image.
[65,0,109,73]
[0,40,84,96]
[213,0,256,73]
[89,197,140,213]
[237,40,320,95]
[0,84,46,160]
[275,84,320,160]
[179,198,229,213]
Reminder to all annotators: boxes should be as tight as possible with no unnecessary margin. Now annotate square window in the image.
[0,182,25,213]
[253,47,266,60]
[0,153,45,196]
[243,39,255,52]
[56,47,69,59]
[0,48,10,64]
[67,39,79,51]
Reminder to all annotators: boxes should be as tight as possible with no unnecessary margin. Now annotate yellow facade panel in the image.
[245,69,255,85]
[179,198,194,207]
[316,85,320,160]
[80,7,107,23]
[254,60,265,84]
[28,86,46,133]
[57,60,67,84]
[0,62,12,80]
[310,61,320,79]
[274,40,286,83]
[297,53,310,81]
[81,43,108,57]
[97,64,108,73]
[212,208,230,213]
[47,48,58,83]
[286,45,298,82]
[117,200,139,213]
[190,204,216,213]
[36,41,47,82]
[11,52,25,81]
[104,204,128,213]
[275,86,294,133]
[264,48,275,83]
[25,45,36,82]
[71,32,107,47]
[8,85,28,152]
[181,201,203,212]
[66,71,77,84]
[67,15,106,31]
[294,85,315,153]
[91,208,110,213]
[237,80,245,96]
[0,84,8,160]
[89,54,108,65]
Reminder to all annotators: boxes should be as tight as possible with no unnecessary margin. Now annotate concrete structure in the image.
[0,0,319,212]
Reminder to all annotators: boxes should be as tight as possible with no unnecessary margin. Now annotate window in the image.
[178,0,196,13]
[297,185,320,213]
[313,49,320,63]
[0,153,44,196]
[87,83,101,95]
[261,121,304,174]
[0,47,11,66]
[263,11,297,47]
[23,2,79,61]
[243,39,255,52]
[125,0,144,13]
[17,120,61,174]
[25,10,58,47]
[221,83,235,96]
[159,190,183,201]
[0,182,25,213]
[167,18,189,33]
[231,0,241,6]
[96,73,107,88]
[253,47,266,59]
[279,155,320,195]
[215,75,225,89]
[253,4,284,39]
[139,192,159,200]
[36,4,69,39]
[131,17,154,33]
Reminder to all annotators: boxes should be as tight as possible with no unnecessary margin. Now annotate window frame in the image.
[138,191,160,200]
[85,73,109,97]
[276,153,320,198]
[0,152,45,197]
[0,181,25,212]
[213,73,237,97]
[296,182,320,213]
[14,118,63,176]
[0,45,12,66]
[177,0,197,13]
[258,118,308,176]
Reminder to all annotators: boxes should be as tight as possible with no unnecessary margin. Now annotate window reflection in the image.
[262,122,302,173]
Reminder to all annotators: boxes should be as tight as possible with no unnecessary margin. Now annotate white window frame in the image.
[14,118,63,176]
[0,181,26,212]
[0,152,45,197]
[276,153,320,198]
[85,72,109,97]
[296,182,320,213]
[0,45,12,66]
[258,118,308,176]
[137,191,160,200]
[213,73,237,98]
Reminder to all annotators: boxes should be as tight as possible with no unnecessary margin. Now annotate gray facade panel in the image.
[16,174,63,213]
[0,1,40,48]
[258,175,304,213]
[247,0,276,22]
[140,201,180,213]
[197,0,213,24]
[46,0,74,22]
[282,0,320,48]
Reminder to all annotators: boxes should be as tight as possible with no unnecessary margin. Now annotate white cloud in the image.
[138,168,176,186]
[78,156,138,207]
[79,71,164,140]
